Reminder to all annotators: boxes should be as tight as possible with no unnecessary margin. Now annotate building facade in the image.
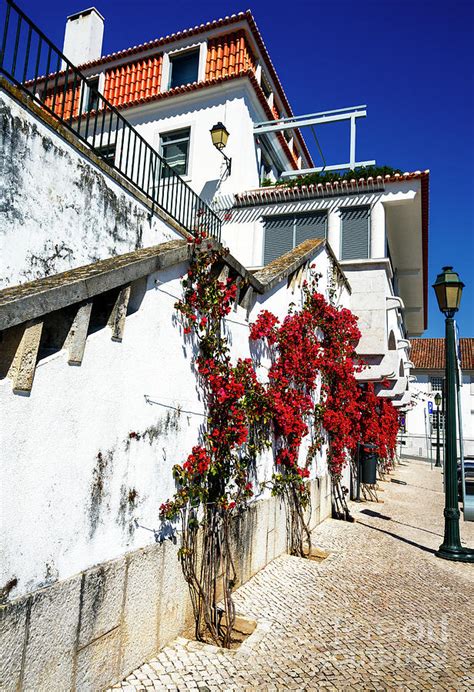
[0,3,432,688]
[20,6,430,408]
[404,338,474,460]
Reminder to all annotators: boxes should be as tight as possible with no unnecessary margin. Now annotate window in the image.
[431,411,445,432]
[169,50,199,89]
[160,128,190,176]
[263,212,327,265]
[261,75,272,99]
[430,376,444,391]
[340,207,370,260]
[87,77,100,112]
[96,143,116,165]
[259,140,283,183]
[260,153,274,183]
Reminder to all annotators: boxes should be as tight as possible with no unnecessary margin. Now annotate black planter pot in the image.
[360,452,378,485]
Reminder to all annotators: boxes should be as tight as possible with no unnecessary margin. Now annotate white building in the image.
[404,338,474,459]
[55,8,313,198]
[28,7,429,402]
[0,4,432,688]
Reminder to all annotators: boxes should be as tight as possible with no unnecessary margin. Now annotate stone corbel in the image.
[397,338,411,350]
[9,319,44,394]
[65,300,93,365]
[108,285,131,342]
[386,296,405,311]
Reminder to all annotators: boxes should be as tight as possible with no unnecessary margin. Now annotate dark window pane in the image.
[87,77,100,111]
[169,51,199,89]
[161,129,190,176]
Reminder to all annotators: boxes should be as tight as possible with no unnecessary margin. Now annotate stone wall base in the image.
[0,475,332,691]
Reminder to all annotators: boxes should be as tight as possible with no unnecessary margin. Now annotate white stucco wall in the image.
[0,245,343,601]
[0,87,181,288]
[124,81,263,203]
[405,370,474,459]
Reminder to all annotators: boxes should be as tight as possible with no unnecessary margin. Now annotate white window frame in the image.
[81,72,105,114]
[161,43,205,91]
[158,126,193,180]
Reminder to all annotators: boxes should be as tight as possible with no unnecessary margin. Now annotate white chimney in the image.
[62,8,104,67]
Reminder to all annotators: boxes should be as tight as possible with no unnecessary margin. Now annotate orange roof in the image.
[73,10,312,166]
[103,55,163,106]
[411,338,474,370]
[31,11,313,168]
[76,11,291,113]
[233,171,429,205]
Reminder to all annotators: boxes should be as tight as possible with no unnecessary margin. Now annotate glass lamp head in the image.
[210,122,229,151]
[432,266,464,316]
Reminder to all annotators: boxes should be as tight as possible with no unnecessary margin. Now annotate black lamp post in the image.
[432,266,473,562]
[210,122,232,175]
[434,391,442,468]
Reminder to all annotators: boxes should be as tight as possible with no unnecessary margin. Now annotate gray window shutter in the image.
[295,213,327,246]
[263,215,294,264]
[341,207,369,260]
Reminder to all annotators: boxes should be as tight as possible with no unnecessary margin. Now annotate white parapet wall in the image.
[0,79,184,289]
[0,237,344,691]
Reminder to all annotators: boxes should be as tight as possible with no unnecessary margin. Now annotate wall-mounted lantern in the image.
[210,122,232,175]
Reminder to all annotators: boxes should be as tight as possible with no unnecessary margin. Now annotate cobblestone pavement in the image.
[109,460,474,691]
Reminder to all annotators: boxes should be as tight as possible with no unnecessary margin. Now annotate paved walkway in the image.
[109,460,474,691]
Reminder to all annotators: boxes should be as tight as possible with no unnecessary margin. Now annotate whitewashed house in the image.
[56,8,312,199]
[0,4,432,687]
[404,338,474,459]
[36,8,429,404]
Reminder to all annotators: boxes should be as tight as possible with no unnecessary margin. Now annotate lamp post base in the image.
[435,545,474,563]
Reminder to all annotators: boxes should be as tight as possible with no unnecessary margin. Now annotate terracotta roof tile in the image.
[205,30,256,80]
[29,13,313,167]
[411,338,474,370]
[102,54,163,106]
[42,81,81,121]
[233,171,430,205]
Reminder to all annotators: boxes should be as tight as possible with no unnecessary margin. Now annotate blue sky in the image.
[15,0,474,337]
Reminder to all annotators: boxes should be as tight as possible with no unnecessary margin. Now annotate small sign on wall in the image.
[427,401,433,414]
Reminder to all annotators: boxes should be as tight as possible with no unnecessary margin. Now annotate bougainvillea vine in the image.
[159,232,269,647]
[160,235,399,647]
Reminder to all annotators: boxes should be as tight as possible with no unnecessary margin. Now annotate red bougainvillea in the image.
[358,383,400,470]
[160,234,399,644]
[160,234,269,525]
[249,273,364,483]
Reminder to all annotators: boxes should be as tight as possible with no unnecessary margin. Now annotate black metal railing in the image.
[0,0,221,240]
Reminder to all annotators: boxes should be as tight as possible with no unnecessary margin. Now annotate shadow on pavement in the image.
[360,509,444,538]
[356,520,437,555]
